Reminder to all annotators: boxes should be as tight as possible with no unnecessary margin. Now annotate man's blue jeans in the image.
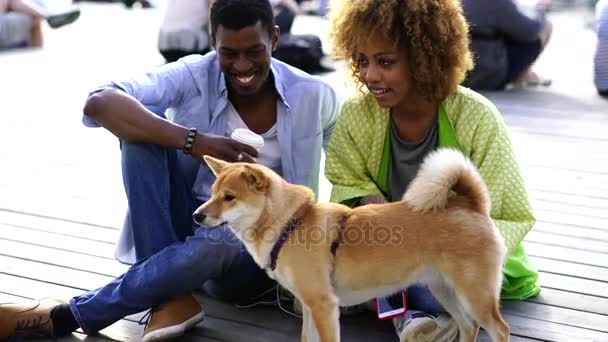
[68,141,275,334]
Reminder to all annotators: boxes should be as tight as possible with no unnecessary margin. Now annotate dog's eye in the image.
[224,194,235,202]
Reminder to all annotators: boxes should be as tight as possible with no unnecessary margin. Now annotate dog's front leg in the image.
[301,304,320,342]
[300,293,340,342]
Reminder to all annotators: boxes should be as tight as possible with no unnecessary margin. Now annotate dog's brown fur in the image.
[195,149,509,342]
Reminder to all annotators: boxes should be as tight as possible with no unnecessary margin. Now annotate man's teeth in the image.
[371,88,388,94]
[236,75,254,84]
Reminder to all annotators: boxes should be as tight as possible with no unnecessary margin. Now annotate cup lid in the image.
[231,128,264,150]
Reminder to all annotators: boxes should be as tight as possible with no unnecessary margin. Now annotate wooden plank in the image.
[532,222,608,243]
[531,201,608,220]
[525,242,608,268]
[535,210,608,232]
[529,184,608,202]
[502,301,608,334]
[0,210,119,243]
[523,168,608,194]
[0,255,113,291]
[530,256,608,283]
[528,288,608,316]
[517,148,608,175]
[0,239,128,277]
[503,114,608,140]
[530,190,608,210]
[198,295,396,340]
[502,312,608,341]
[525,231,608,254]
[0,223,117,259]
[0,273,83,300]
[537,272,608,299]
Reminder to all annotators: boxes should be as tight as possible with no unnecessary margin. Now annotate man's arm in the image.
[84,89,258,161]
[84,88,188,150]
[320,84,340,151]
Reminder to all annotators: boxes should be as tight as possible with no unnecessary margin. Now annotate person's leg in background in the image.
[0,0,43,46]
[505,21,553,87]
[0,12,33,49]
[4,0,79,32]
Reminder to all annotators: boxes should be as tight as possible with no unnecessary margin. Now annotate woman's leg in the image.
[27,15,41,47]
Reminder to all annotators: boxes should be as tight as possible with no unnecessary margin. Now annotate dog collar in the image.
[268,203,312,271]
[268,218,300,271]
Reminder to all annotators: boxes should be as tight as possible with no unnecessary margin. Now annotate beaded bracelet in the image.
[182,127,198,155]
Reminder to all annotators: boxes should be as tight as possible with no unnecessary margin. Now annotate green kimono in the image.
[325,86,540,300]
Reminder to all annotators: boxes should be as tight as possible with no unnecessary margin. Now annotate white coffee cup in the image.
[231,128,264,155]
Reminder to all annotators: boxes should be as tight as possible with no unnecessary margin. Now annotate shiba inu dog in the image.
[194,148,509,342]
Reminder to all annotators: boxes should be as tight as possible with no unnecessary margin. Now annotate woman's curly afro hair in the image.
[329,0,473,101]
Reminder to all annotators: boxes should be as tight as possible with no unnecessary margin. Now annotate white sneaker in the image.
[394,311,458,342]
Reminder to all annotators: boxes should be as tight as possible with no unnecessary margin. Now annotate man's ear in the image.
[203,155,229,176]
[271,25,280,52]
[241,165,269,192]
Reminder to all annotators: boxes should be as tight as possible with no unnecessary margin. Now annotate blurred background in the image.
[0,0,605,223]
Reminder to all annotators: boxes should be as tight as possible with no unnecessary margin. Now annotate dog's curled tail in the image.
[402,148,490,215]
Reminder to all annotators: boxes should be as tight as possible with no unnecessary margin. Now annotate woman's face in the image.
[355,35,413,109]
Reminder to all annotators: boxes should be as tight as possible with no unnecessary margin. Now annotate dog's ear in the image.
[241,165,269,192]
[203,155,229,176]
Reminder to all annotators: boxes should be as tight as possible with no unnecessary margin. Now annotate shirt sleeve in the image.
[320,84,340,151]
[325,101,385,205]
[83,60,195,127]
[468,102,536,254]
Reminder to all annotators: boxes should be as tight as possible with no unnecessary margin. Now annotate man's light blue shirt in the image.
[84,52,340,201]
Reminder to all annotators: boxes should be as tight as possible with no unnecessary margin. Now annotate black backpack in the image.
[273,34,334,74]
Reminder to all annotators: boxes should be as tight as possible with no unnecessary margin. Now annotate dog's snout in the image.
[193,212,206,225]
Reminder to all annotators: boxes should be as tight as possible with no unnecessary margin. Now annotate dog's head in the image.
[193,156,273,233]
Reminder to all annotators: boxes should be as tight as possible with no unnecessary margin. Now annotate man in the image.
[0,0,338,340]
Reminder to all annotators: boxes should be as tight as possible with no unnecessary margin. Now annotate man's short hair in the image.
[209,0,275,44]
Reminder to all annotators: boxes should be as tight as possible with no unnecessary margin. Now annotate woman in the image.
[325,0,541,340]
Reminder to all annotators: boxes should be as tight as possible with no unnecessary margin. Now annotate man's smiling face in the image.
[215,21,279,96]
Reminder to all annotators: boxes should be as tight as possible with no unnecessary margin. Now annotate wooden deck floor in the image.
[1,2,607,341]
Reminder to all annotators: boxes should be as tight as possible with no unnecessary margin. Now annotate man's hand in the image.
[191,133,258,163]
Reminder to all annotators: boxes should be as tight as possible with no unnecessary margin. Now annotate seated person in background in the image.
[595,0,608,97]
[0,0,339,341]
[0,10,29,49]
[158,0,211,63]
[271,0,302,34]
[462,0,552,90]
[327,0,540,340]
[0,0,79,48]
